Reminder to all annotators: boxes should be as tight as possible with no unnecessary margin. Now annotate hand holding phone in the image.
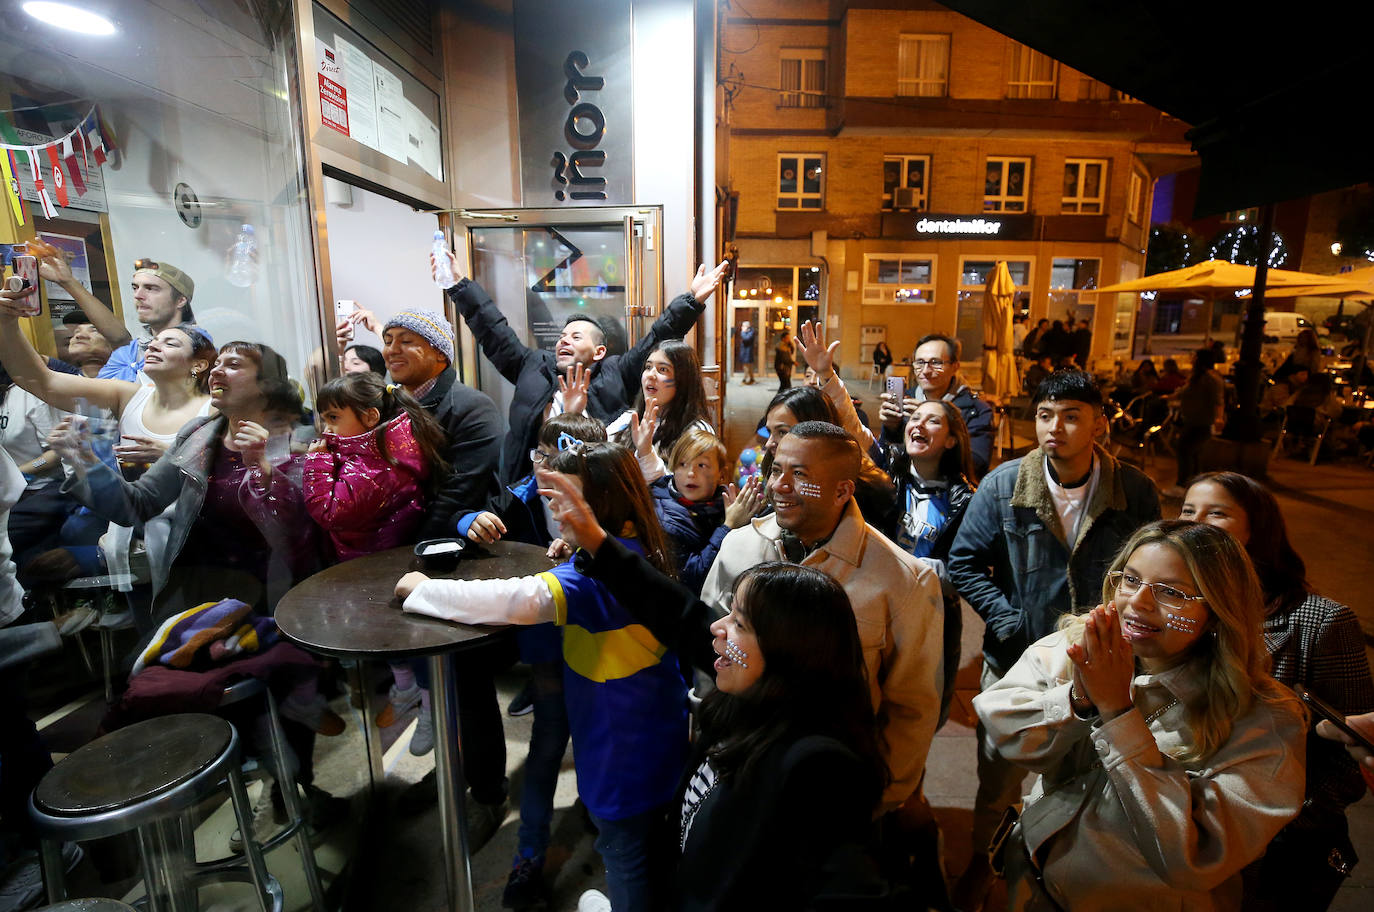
[1297,684,1374,752]
[11,255,40,316]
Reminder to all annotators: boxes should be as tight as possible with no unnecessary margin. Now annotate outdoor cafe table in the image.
[274,540,554,912]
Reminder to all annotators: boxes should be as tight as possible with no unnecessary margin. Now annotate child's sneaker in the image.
[409,706,434,755]
[376,683,422,727]
[501,855,548,910]
[280,693,346,736]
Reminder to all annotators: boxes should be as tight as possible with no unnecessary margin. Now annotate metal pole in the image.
[1226,202,1275,441]
[428,652,475,912]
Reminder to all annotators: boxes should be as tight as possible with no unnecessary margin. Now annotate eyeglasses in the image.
[133,258,159,271]
[911,359,948,371]
[1108,571,1206,611]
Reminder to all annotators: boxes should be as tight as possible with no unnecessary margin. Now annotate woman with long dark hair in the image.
[606,338,713,480]
[1180,472,1374,910]
[535,469,887,910]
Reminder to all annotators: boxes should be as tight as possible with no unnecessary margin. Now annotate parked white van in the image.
[1261,311,1316,342]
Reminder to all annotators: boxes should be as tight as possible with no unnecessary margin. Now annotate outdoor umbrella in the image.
[980,260,1020,401]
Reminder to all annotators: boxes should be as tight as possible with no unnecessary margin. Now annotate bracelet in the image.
[1070,681,1098,718]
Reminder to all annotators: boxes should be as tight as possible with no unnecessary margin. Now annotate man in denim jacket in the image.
[946,370,1159,910]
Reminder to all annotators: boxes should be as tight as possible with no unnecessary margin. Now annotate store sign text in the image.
[552,51,608,201]
[915,217,1003,236]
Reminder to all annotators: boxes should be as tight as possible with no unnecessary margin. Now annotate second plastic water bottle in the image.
[226,224,259,288]
[432,229,455,288]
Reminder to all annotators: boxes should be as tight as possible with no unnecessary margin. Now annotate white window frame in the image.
[861,253,938,305]
[882,154,931,211]
[779,48,827,109]
[897,34,950,98]
[1062,159,1107,214]
[776,153,826,210]
[1007,43,1058,99]
[1127,170,1146,224]
[984,156,1031,213]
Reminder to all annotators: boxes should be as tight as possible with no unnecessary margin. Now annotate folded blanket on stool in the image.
[132,598,280,676]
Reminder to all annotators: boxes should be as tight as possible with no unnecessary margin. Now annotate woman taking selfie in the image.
[973,521,1306,911]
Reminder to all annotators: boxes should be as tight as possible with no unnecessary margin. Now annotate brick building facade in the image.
[721,0,1196,379]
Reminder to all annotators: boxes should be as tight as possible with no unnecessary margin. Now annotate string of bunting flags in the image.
[0,106,118,226]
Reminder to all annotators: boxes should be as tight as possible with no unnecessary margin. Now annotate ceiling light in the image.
[22,1,115,35]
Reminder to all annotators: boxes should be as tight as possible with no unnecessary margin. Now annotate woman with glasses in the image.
[1180,472,1374,910]
[974,520,1306,911]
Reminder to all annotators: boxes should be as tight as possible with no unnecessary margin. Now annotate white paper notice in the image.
[403,97,442,180]
[373,63,409,164]
[334,35,379,151]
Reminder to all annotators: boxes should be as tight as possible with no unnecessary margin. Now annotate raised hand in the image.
[689,260,730,303]
[723,475,765,529]
[0,286,37,318]
[430,250,461,287]
[37,252,74,285]
[1065,604,1134,720]
[795,320,840,380]
[630,404,660,457]
[559,361,591,415]
[232,420,272,475]
[538,471,608,555]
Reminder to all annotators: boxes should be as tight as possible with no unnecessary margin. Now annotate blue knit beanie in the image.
[383,309,455,364]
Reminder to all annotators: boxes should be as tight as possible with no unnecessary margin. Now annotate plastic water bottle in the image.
[226,224,259,288]
[432,229,455,288]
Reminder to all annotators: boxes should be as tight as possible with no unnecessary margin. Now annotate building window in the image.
[1006,42,1057,99]
[1062,159,1106,214]
[957,259,1033,363]
[1127,170,1146,224]
[779,48,826,108]
[862,255,936,305]
[984,157,1030,212]
[1223,207,1260,224]
[777,154,825,209]
[882,155,930,211]
[897,34,949,97]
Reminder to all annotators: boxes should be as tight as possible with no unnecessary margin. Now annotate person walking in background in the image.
[1165,349,1224,498]
[1071,318,1092,369]
[774,332,795,391]
[737,320,756,385]
[946,370,1159,912]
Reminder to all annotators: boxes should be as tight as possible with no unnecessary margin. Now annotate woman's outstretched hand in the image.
[689,260,730,303]
[538,471,608,555]
[1065,604,1134,721]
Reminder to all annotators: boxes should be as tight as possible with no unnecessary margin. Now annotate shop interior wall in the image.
[102,95,319,381]
[323,178,442,351]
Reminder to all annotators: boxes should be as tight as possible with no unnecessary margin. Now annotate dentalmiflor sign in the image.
[881,212,1035,240]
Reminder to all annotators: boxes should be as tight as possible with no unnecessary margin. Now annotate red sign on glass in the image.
[318,48,349,138]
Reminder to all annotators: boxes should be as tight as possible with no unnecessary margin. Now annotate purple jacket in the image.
[303,413,431,561]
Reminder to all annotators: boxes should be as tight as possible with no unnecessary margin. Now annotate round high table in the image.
[274,541,553,912]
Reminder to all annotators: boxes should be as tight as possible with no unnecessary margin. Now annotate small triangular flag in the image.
[61,137,85,196]
[46,146,67,208]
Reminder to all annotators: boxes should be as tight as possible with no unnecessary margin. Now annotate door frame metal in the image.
[450,206,665,389]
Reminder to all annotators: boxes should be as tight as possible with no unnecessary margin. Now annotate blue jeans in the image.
[516,661,570,858]
[589,806,665,912]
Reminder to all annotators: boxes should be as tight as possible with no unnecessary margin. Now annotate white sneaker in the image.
[409,706,434,756]
[577,889,611,912]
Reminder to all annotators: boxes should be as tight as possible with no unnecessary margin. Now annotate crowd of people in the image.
[1,244,1372,912]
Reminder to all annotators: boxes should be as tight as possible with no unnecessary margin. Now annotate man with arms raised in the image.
[432,248,727,483]
[946,370,1159,910]
[701,422,943,818]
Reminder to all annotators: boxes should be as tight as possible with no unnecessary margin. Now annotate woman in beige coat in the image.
[974,520,1306,911]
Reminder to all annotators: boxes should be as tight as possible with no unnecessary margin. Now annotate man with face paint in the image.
[700,421,943,817]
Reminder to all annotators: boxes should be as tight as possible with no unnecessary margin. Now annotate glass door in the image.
[453,207,663,420]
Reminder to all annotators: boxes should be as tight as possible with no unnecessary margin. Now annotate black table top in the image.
[274,541,555,660]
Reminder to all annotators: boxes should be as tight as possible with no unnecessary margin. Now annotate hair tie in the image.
[386,383,396,394]
[557,432,586,454]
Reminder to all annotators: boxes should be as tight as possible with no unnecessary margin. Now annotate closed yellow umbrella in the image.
[981,260,1020,400]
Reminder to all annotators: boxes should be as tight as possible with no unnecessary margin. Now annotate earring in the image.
[191,369,200,379]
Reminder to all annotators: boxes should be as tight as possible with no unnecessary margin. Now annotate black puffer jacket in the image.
[448,278,705,483]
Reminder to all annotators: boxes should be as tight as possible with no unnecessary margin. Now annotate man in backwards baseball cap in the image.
[89,258,204,381]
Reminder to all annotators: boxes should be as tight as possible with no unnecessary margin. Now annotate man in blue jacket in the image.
[434,250,727,484]
[946,369,1159,911]
[879,334,994,477]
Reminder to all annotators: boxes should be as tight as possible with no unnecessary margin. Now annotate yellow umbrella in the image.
[980,260,1020,400]
[1091,259,1358,295]
[1238,266,1374,300]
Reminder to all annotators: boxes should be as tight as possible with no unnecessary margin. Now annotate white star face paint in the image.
[1164,612,1202,634]
[796,481,822,498]
[722,639,750,668]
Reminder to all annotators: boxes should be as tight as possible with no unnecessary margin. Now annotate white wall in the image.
[323,179,444,351]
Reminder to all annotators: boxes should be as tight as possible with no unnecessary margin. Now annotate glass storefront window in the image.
[957,258,1032,363]
[863,254,935,304]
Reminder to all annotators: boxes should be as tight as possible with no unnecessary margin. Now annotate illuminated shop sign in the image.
[880,212,1035,241]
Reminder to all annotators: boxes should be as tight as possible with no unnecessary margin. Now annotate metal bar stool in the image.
[29,713,282,912]
[211,679,326,911]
